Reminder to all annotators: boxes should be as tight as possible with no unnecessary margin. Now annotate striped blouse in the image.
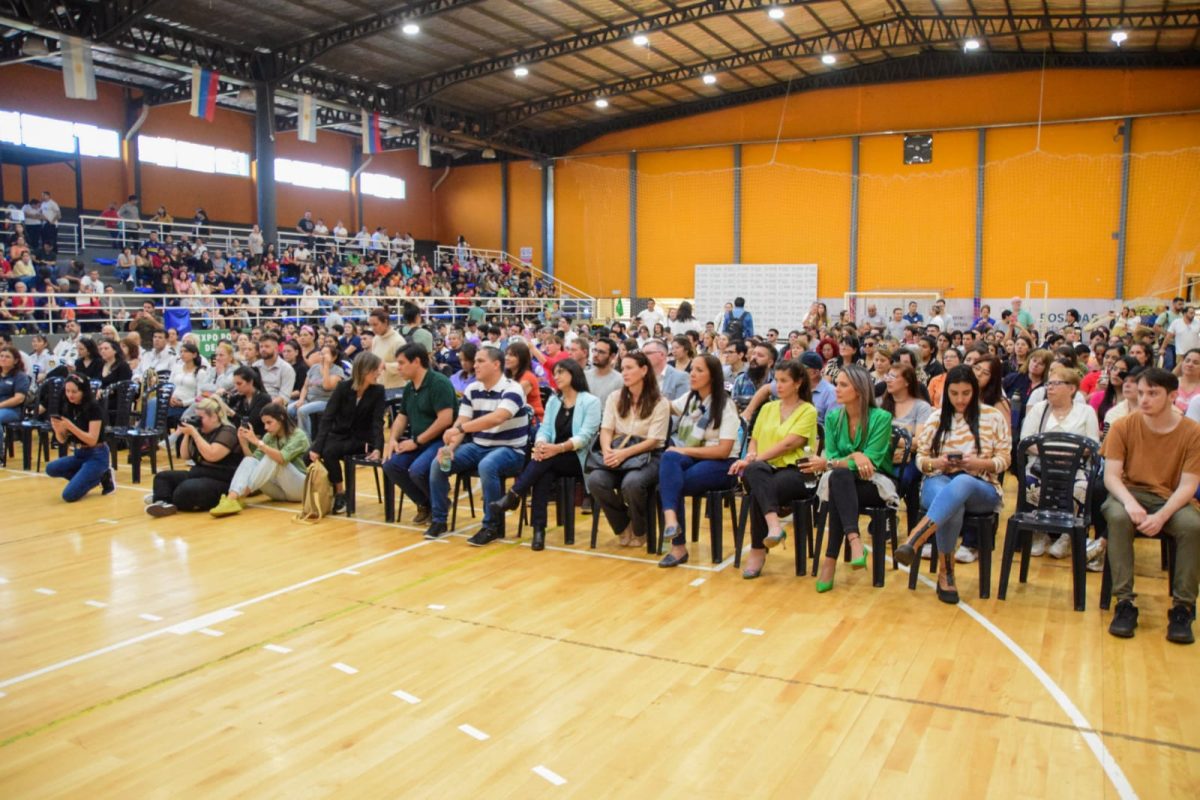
[915,405,1012,489]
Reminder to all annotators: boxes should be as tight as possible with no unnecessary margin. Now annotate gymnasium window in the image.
[360,172,406,200]
[274,158,350,192]
[0,109,119,158]
[137,135,250,176]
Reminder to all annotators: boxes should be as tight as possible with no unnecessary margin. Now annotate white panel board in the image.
[694,264,818,335]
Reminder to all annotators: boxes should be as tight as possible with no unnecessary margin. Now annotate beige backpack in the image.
[295,460,334,523]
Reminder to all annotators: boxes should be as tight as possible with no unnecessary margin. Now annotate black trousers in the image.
[512,451,582,528]
[152,465,233,511]
[743,460,813,548]
[823,467,890,559]
[319,436,368,486]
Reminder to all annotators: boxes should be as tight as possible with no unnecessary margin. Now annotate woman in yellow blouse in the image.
[728,359,818,579]
[896,365,1012,604]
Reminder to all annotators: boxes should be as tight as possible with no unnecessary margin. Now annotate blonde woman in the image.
[145,396,241,516]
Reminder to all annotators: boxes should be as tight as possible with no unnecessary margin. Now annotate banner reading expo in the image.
[193,330,226,359]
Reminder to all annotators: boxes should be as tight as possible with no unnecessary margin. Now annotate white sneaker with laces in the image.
[1085,538,1107,572]
[921,543,933,559]
[955,545,978,564]
[1030,532,1050,557]
[1048,533,1071,559]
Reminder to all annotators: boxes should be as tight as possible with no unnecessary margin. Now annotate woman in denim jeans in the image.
[896,366,1012,604]
[46,373,115,501]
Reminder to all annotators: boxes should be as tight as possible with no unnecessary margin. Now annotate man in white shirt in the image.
[1167,306,1200,359]
[141,330,177,376]
[81,270,105,294]
[928,299,953,332]
[21,197,42,249]
[39,191,61,252]
[557,316,578,347]
[636,298,666,332]
[861,303,884,328]
[52,321,82,366]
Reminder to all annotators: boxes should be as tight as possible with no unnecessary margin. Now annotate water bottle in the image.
[438,446,453,473]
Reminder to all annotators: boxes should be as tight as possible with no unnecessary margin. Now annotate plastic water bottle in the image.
[438,447,453,472]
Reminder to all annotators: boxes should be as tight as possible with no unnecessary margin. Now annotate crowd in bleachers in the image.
[3,272,1200,643]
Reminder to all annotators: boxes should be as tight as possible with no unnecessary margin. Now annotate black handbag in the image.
[586,433,652,472]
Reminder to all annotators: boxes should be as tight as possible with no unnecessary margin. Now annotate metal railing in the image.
[276,229,415,260]
[0,290,591,337]
[79,214,256,255]
[434,245,594,305]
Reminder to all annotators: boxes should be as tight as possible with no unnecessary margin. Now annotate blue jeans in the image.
[0,407,21,454]
[46,444,111,502]
[289,400,328,440]
[428,442,524,528]
[920,473,1001,554]
[657,451,735,516]
[382,439,440,509]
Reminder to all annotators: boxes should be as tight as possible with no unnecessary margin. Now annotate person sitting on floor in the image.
[145,396,241,517]
[210,402,310,517]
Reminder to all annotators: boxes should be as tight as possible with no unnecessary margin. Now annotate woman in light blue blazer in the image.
[491,359,600,550]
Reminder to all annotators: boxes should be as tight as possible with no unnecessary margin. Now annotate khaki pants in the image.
[1102,489,1200,606]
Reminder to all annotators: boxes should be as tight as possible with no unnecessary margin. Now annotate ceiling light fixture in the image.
[594,98,609,108]
[821,54,836,65]
[768,7,785,20]
[963,38,981,51]
[702,73,717,85]
[1111,30,1128,45]
[633,34,649,46]
[513,66,529,77]
[401,22,420,35]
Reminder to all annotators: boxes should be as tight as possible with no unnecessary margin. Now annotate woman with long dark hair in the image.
[803,364,896,591]
[503,339,544,423]
[896,366,1011,603]
[671,301,701,336]
[585,351,671,548]
[73,337,103,382]
[730,359,817,579]
[97,338,132,389]
[671,335,696,372]
[228,365,271,437]
[46,374,115,501]
[0,345,29,466]
[1090,355,1137,424]
[210,402,311,516]
[973,353,1010,420]
[657,353,741,568]
[491,359,601,550]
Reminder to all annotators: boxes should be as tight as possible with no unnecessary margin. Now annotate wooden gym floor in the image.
[0,455,1196,799]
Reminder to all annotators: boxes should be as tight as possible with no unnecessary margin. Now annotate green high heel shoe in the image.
[815,577,834,593]
[849,536,867,570]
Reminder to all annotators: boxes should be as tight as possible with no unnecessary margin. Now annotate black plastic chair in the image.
[849,426,914,588]
[447,407,534,533]
[589,489,659,555]
[114,381,174,483]
[344,394,406,518]
[102,380,140,469]
[998,433,1102,611]
[516,475,582,546]
[5,377,65,471]
[906,511,1000,598]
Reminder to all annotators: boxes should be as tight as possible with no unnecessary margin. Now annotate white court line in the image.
[263,644,292,654]
[391,689,421,704]
[342,569,361,575]
[532,765,567,786]
[138,613,163,622]
[741,628,765,636]
[168,609,242,635]
[0,577,8,584]
[427,604,446,611]
[457,724,489,741]
[84,600,108,609]
[0,691,6,698]
[96,519,119,525]
[689,578,706,587]
[35,588,57,596]
[197,628,224,637]
[332,662,358,675]
[0,539,431,692]
[896,558,1137,799]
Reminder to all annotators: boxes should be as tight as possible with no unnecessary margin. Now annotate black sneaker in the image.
[1108,600,1139,638]
[146,501,177,518]
[332,493,347,514]
[100,468,116,496]
[1167,604,1195,645]
[412,505,432,525]
[467,527,502,547]
[489,490,520,517]
[422,522,449,540]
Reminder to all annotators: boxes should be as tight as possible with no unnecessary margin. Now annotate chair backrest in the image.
[39,377,66,419]
[152,382,175,433]
[108,380,140,429]
[891,424,915,470]
[1015,432,1101,516]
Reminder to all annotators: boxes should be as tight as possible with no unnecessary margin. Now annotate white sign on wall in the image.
[519,246,533,263]
[695,264,819,335]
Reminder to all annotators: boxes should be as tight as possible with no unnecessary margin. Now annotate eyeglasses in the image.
[1046,380,1069,387]
[883,373,899,381]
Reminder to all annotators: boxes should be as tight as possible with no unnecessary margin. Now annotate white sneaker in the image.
[921,543,933,559]
[1085,538,1107,572]
[143,493,155,505]
[955,545,978,564]
[1048,534,1071,559]
[1030,532,1050,557]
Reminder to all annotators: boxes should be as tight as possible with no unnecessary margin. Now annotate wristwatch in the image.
[455,422,466,434]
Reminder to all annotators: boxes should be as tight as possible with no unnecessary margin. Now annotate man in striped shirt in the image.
[425,346,529,545]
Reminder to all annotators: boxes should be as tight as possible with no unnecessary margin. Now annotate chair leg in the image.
[466,476,476,519]
[373,467,382,503]
[1070,525,1087,612]
[450,474,461,531]
[343,458,356,516]
[734,497,750,569]
[1018,526,1034,584]
[517,495,527,539]
[563,478,577,546]
[794,499,811,577]
[998,519,1020,600]
[590,502,600,549]
[811,501,826,577]
[870,511,887,588]
[977,515,994,599]
[383,474,395,523]
[148,439,158,477]
[126,436,141,484]
[691,495,702,543]
[1099,556,1113,610]
[708,492,724,564]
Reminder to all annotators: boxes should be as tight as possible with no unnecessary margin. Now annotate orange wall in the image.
[554,154,630,297]
[506,161,543,267]
[433,162,502,249]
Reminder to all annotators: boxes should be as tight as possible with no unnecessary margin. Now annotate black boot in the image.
[531,527,546,551]
[332,493,347,514]
[895,518,938,567]
[936,553,959,605]
[489,490,520,517]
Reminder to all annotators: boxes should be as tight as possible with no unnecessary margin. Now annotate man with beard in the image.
[731,341,776,408]
[584,337,623,406]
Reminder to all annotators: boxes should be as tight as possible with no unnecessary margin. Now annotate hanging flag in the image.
[616,299,624,317]
[298,93,317,143]
[418,126,432,167]
[61,36,96,101]
[189,66,219,122]
[361,110,382,154]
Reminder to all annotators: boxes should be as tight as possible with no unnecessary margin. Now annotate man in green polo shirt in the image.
[382,342,458,524]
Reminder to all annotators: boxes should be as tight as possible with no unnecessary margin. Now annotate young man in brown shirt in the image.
[1101,367,1200,644]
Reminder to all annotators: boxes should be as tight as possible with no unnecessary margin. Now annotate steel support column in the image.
[848,136,860,294]
[542,162,555,276]
[629,151,638,298]
[974,128,987,302]
[501,160,510,255]
[733,143,742,264]
[1115,118,1133,300]
[254,82,277,244]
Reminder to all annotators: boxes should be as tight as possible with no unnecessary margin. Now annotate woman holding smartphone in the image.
[145,396,241,516]
[896,366,1011,604]
[46,374,116,501]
